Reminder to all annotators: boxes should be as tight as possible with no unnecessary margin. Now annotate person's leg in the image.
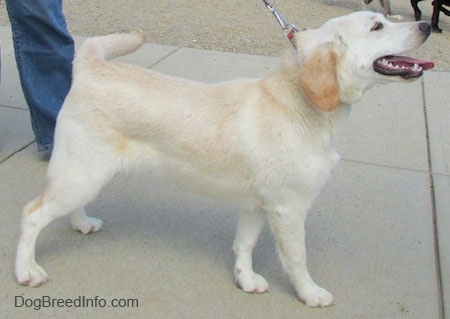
[5,0,74,153]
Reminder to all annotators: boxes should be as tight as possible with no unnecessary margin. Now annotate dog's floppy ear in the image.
[299,44,341,112]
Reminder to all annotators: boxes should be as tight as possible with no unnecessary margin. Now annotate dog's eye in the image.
[370,22,384,31]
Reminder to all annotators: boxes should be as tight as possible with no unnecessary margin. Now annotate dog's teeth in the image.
[411,63,422,72]
[378,58,424,73]
[379,58,389,66]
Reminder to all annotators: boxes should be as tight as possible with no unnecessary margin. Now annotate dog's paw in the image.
[387,14,404,21]
[15,261,48,287]
[298,283,334,307]
[235,269,269,293]
[71,215,104,235]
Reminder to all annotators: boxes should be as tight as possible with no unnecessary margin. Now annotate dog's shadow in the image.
[35,171,295,294]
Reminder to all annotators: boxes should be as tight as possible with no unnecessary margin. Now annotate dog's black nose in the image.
[419,22,431,34]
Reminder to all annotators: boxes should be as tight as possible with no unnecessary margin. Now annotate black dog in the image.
[411,0,450,32]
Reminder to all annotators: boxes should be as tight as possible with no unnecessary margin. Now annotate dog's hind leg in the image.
[15,147,117,287]
[233,207,268,293]
[70,209,104,235]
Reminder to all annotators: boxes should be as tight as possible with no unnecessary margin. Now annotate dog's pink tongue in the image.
[389,56,435,70]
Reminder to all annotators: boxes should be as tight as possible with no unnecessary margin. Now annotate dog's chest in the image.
[252,118,340,183]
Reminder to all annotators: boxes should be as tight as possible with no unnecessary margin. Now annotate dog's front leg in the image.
[233,208,268,293]
[268,209,333,307]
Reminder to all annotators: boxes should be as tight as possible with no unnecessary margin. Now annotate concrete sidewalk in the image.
[0,25,448,318]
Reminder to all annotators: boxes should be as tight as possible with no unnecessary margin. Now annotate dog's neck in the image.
[261,65,351,146]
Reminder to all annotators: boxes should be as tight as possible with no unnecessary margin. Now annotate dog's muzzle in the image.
[373,21,434,79]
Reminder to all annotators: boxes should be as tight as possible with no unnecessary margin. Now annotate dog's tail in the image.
[75,33,146,63]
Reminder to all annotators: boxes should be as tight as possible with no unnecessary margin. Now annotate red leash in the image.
[262,0,299,47]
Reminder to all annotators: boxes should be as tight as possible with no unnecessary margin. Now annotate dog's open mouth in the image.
[373,55,434,78]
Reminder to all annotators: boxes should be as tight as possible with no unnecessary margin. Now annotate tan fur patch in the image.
[25,194,45,215]
[299,46,341,112]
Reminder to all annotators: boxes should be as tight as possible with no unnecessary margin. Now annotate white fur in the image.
[15,12,430,307]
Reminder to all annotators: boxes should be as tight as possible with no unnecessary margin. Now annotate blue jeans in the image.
[6,0,74,152]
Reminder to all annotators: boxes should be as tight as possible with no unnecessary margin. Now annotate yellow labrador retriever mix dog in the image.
[16,11,433,307]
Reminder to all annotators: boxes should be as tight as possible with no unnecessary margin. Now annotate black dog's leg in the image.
[440,1,450,15]
[411,0,423,21]
[432,0,444,32]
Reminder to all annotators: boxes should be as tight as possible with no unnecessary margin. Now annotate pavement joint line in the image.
[340,157,430,174]
[0,140,35,165]
[0,104,28,111]
[146,46,180,69]
[432,172,450,178]
[421,77,445,319]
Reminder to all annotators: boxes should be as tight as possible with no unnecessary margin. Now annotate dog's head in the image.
[293,11,434,111]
